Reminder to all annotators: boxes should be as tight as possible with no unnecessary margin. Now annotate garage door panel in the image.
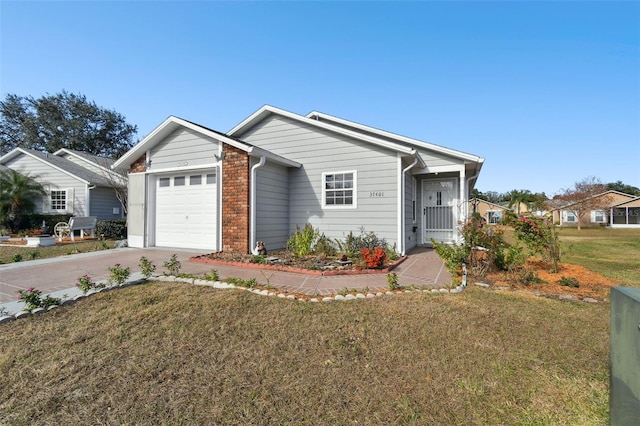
[155,172,217,250]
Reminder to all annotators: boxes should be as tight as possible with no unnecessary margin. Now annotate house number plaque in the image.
[369,192,384,198]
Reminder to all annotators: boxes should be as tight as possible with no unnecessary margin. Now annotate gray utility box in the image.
[610,287,640,425]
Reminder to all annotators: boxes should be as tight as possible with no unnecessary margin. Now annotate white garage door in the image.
[155,172,217,250]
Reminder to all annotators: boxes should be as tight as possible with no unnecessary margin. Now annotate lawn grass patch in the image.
[0,240,114,264]
[0,283,609,425]
[559,228,640,288]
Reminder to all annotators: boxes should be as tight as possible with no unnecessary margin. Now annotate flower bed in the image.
[190,250,408,276]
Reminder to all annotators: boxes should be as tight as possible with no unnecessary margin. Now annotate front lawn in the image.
[0,240,114,264]
[0,283,609,425]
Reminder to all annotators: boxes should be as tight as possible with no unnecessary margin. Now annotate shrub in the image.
[163,254,181,276]
[287,224,320,257]
[139,256,157,279]
[558,276,580,288]
[76,274,104,294]
[387,272,399,290]
[108,263,131,286]
[205,269,219,281]
[314,234,337,256]
[335,227,389,258]
[17,287,61,311]
[361,247,386,269]
[250,255,267,264]
[96,219,127,239]
[504,211,561,273]
[432,240,469,275]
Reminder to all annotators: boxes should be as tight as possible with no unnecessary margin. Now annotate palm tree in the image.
[0,168,46,232]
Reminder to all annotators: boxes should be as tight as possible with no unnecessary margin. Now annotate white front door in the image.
[155,171,217,250]
[423,179,456,244]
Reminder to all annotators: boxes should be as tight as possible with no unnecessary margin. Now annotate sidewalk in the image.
[1,246,451,315]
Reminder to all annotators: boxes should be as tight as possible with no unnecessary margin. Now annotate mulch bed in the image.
[191,250,408,276]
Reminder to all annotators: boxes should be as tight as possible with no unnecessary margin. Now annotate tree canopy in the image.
[0,91,137,158]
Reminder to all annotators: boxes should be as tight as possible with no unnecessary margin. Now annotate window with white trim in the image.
[591,210,606,223]
[323,171,356,208]
[565,211,577,222]
[487,210,503,225]
[50,190,66,211]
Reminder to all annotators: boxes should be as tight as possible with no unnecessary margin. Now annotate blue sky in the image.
[1,1,638,196]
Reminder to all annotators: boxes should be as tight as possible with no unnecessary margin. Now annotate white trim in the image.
[144,162,220,175]
[321,170,357,209]
[250,156,266,254]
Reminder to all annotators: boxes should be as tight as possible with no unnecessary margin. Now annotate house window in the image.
[50,190,66,211]
[592,210,606,223]
[323,171,356,208]
[565,211,577,222]
[487,210,503,225]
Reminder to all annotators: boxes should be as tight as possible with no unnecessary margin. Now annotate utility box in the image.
[610,287,640,425]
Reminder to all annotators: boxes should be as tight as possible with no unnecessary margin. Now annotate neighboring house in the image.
[112,106,484,253]
[469,198,509,225]
[0,147,126,219]
[549,190,636,228]
[610,196,640,228]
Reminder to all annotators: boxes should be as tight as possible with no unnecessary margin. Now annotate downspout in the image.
[400,155,420,256]
[464,170,480,221]
[250,156,266,254]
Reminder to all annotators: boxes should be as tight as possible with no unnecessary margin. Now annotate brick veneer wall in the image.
[221,143,250,253]
[130,154,147,173]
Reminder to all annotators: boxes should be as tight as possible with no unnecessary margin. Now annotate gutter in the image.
[250,156,266,255]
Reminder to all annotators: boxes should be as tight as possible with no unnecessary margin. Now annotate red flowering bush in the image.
[504,211,560,273]
[360,247,386,269]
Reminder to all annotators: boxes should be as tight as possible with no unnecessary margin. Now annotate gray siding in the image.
[4,155,87,216]
[150,128,219,170]
[255,161,289,250]
[404,173,417,252]
[89,187,124,220]
[238,115,400,246]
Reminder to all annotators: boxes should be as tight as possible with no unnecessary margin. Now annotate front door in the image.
[423,179,456,244]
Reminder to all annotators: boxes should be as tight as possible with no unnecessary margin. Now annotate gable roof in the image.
[54,148,115,168]
[611,196,640,208]
[469,198,509,210]
[549,190,637,211]
[0,147,113,187]
[228,105,427,168]
[112,116,301,170]
[306,109,484,164]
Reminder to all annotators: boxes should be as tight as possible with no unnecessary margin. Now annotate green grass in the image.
[558,228,640,288]
[0,283,609,425]
[0,240,114,264]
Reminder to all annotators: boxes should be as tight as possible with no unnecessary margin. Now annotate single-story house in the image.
[610,196,640,227]
[469,198,510,225]
[112,106,484,253]
[550,190,636,227]
[0,147,126,219]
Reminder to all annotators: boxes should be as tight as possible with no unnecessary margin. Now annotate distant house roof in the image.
[0,147,114,187]
[611,196,640,208]
[549,190,637,211]
[112,116,301,170]
[469,198,509,210]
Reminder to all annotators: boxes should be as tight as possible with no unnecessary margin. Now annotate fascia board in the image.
[308,110,484,163]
